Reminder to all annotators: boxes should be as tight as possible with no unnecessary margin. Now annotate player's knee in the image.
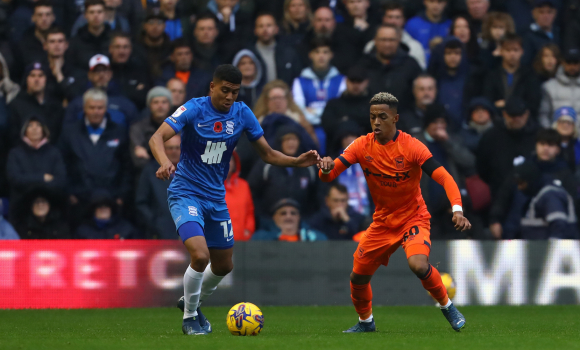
[212,261,233,276]
[190,251,210,271]
[350,272,371,285]
[408,259,429,277]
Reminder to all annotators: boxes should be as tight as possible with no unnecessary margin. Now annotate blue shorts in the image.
[168,192,234,249]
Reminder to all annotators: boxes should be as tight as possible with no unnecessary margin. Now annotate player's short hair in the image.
[171,38,191,53]
[195,12,219,28]
[444,39,463,51]
[110,31,131,44]
[500,33,523,48]
[370,92,398,109]
[46,27,67,39]
[34,0,53,11]
[536,128,561,147]
[382,1,404,16]
[84,0,105,12]
[328,183,348,196]
[309,37,332,52]
[83,87,108,105]
[214,64,242,85]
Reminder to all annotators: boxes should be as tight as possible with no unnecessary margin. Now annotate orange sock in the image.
[419,265,449,306]
[350,282,373,320]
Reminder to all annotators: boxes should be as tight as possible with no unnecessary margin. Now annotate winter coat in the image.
[458,97,496,153]
[18,27,46,66]
[332,18,377,74]
[15,213,70,239]
[232,49,264,108]
[252,219,327,241]
[399,107,426,135]
[129,116,161,169]
[44,60,87,102]
[225,152,255,241]
[70,13,131,37]
[76,217,138,239]
[66,24,112,71]
[320,91,371,149]
[308,205,364,240]
[64,93,138,130]
[404,12,451,62]
[522,23,561,66]
[156,64,212,101]
[111,58,151,111]
[134,33,173,79]
[135,160,175,239]
[364,30,426,70]
[539,66,580,128]
[246,41,302,87]
[292,66,346,125]
[0,216,19,239]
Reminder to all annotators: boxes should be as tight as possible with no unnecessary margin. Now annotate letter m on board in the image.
[201,141,227,164]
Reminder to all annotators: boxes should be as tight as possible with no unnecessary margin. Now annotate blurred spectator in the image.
[477,96,538,196]
[19,1,56,66]
[309,183,364,240]
[136,9,173,79]
[363,2,426,70]
[551,106,580,170]
[206,0,252,44]
[158,0,185,40]
[0,53,20,107]
[191,14,232,73]
[135,134,179,239]
[465,0,489,39]
[246,13,302,86]
[59,88,131,209]
[359,25,422,111]
[0,201,19,239]
[252,198,327,241]
[156,39,212,100]
[292,37,345,153]
[280,0,313,46]
[459,97,495,153]
[533,43,561,83]
[67,0,112,71]
[109,32,150,110]
[539,48,580,127]
[483,34,541,119]
[71,0,130,37]
[321,66,370,149]
[248,126,319,218]
[405,0,451,62]
[9,0,77,45]
[6,116,66,211]
[76,194,138,239]
[130,86,171,169]
[399,74,437,134]
[166,77,186,108]
[479,12,516,69]
[225,151,255,241]
[517,161,579,239]
[64,54,139,129]
[43,27,87,102]
[8,62,64,146]
[14,188,69,239]
[415,104,476,238]
[449,15,481,64]
[523,0,559,65]
[232,49,264,108]
[299,6,336,67]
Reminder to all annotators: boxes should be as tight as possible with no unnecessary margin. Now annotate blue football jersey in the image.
[164,96,264,200]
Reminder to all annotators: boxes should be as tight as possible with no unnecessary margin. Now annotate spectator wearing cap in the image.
[522,0,559,66]
[551,106,580,170]
[109,32,150,110]
[415,104,476,238]
[136,134,180,239]
[14,187,70,239]
[405,0,451,63]
[483,34,542,120]
[18,1,56,66]
[67,0,112,71]
[6,116,66,213]
[64,54,139,129]
[232,48,264,108]
[129,86,172,169]
[539,48,580,127]
[252,198,327,241]
[8,61,65,146]
[477,96,539,197]
[166,77,186,109]
[321,66,371,148]
[398,74,437,135]
[43,27,88,103]
[135,9,173,79]
[459,97,496,153]
[76,193,138,239]
[225,150,255,241]
[309,183,365,240]
[59,88,131,210]
[156,39,212,101]
[70,0,130,37]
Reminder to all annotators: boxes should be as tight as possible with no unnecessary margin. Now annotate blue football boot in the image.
[441,302,466,331]
[343,319,376,333]
[196,307,212,333]
[182,316,206,335]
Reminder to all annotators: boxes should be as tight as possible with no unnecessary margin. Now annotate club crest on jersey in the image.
[214,121,223,133]
[395,156,405,170]
[226,121,234,134]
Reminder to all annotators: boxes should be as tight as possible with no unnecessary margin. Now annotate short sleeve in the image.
[339,136,363,166]
[241,104,264,142]
[164,104,192,133]
[410,137,433,166]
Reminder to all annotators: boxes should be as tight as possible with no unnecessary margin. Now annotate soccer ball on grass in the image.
[226,302,264,336]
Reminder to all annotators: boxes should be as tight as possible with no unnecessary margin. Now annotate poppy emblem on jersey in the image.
[214,121,223,133]
[395,156,405,170]
[365,155,374,162]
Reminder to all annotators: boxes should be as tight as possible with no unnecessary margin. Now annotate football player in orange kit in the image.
[319,92,471,332]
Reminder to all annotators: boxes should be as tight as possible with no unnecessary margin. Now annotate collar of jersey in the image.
[374,130,399,144]
[207,96,230,115]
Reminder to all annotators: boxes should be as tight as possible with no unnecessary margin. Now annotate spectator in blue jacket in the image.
[76,193,138,239]
[309,183,365,240]
[0,201,19,240]
[523,0,560,66]
[405,0,451,63]
[252,198,327,241]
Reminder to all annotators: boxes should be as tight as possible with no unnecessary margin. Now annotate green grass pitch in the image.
[1,306,579,350]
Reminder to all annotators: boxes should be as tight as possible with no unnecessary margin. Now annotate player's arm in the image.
[318,156,349,182]
[250,136,320,167]
[421,157,472,232]
[149,122,177,180]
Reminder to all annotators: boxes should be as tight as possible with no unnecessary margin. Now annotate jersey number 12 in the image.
[201,141,227,164]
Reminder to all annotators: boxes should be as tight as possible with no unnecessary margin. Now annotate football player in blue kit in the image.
[149,65,321,335]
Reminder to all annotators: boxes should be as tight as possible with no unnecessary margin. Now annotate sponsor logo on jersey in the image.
[363,167,410,181]
[172,105,187,118]
[201,141,227,164]
[168,117,177,123]
[226,121,234,135]
[395,156,405,170]
[365,155,374,162]
[214,121,223,133]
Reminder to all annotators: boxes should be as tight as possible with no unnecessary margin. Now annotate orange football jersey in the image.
[339,131,432,228]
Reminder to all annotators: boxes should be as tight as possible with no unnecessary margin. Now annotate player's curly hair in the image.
[369,92,398,109]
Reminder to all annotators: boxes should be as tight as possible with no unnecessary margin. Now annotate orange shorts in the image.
[352,218,432,276]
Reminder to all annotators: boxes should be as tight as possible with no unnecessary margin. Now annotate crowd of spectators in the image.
[1,0,580,241]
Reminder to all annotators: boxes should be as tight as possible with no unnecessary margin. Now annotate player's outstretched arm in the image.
[251,136,321,167]
[317,157,348,182]
[149,122,177,180]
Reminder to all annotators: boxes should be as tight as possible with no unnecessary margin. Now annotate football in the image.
[428,272,456,301]
[226,302,264,336]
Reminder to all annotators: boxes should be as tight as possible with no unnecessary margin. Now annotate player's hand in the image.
[220,6,232,21]
[318,156,335,172]
[295,150,321,167]
[452,211,471,232]
[134,145,150,159]
[490,222,502,239]
[156,161,176,180]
